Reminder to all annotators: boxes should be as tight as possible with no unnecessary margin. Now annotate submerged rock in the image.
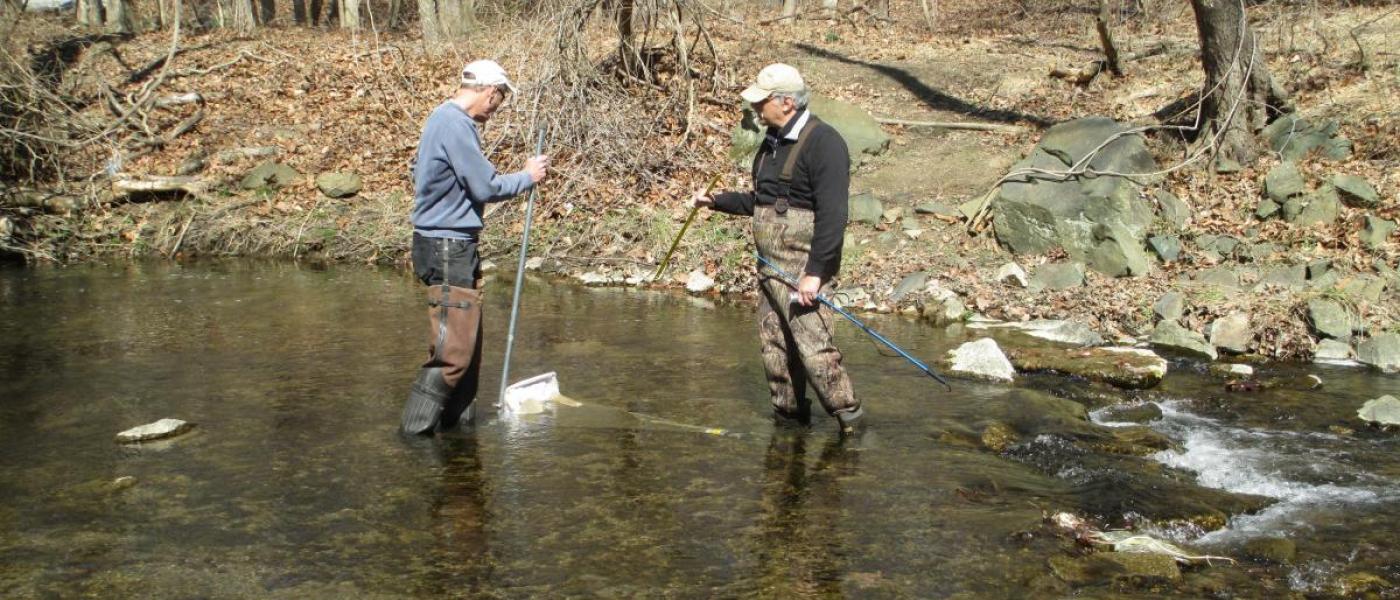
[1098,402,1163,424]
[1242,537,1296,564]
[1357,395,1400,427]
[1005,346,1166,389]
[1050,552,1182,588]
[115,418,194,443]
[946,338,1015,382]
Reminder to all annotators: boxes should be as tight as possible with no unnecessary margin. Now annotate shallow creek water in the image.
[0,262,1396,598]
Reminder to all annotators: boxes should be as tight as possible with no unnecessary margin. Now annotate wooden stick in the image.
[874,117,1027,134]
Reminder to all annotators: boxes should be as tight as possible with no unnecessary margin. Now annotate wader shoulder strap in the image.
[779,116,820,184]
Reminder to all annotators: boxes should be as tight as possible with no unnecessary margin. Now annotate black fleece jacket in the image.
[712,110,850,279]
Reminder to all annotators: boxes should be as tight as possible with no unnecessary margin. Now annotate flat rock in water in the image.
[115,418,194,443]
[1357,395,1400,426]
[1006,346,1167,389]
[946,338,1015,382]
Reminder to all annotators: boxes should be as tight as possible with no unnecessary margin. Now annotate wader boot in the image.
[401,283,483,436]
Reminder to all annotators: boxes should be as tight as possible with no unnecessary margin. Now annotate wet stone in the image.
[1357,395,1400,426]
[1099,402,1163,424]
[1051,552,1182,588]
[1006,347,1167,390]
[1242,537,1296,564]
[980,421,1019,453]
[1208,363,1255,378]
[115,418,194,443]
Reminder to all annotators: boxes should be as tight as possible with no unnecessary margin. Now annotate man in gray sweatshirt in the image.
[401,59,549,436]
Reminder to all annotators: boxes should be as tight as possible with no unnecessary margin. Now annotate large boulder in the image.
[1307,299,1356,340]
[1209,312,1252,354]
[1262,114,1352,161]
[1357,333,1400,373]
[991,118,1157,277]
[729,96,889,172]
[1149,321,1218,360]
[945,338,1016,382]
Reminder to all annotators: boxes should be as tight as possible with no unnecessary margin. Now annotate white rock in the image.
[1100,347,1169,380]
[947,338,1015,382]
[1357,395,1400,426]
[1220,363,1255,377]
[115,419,194,443]
[524,257,544,271]
[576,271,609,285]
[481,259,498,273]
[685,270,715,293]
[975,319,1105,347]
[996,262,1029,287]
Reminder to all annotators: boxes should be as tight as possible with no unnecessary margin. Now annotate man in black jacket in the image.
[694,63,861,434]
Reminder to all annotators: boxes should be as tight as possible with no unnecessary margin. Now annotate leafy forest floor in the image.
[2,0,1397,361]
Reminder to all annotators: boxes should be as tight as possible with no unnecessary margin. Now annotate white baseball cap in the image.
[460,59,518,95]
[740,63,805,104]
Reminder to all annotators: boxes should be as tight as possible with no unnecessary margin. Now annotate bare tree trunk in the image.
[258,0,274,24]
[340,0,360,30]
[1096,0,1121,75]
[77,0,104,26]
[616,0,641,77]
[387,0,402,28]
[104,0,132,32]
[919,0,936,30]
[780,0,797,25]
[418,0,440,42]
[230,0,256,34]
[1188,0,1289,167]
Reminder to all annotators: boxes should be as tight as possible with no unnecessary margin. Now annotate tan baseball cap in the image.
[740,63,805,104]
[460,59,518,95]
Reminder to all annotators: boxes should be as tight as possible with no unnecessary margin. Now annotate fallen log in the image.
[874,117,1028,135]
[111,175,211,199]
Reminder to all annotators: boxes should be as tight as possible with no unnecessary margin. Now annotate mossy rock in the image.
[1049,552,1181,588]
[1089,426,1180,456]
[1098,402,1163,424]
[980,421,1019,453]
[1005,347,1167,390]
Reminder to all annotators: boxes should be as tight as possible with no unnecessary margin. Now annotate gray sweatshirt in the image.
[411,102,534,240]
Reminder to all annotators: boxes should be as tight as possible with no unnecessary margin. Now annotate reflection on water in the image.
[0,262,1396,597]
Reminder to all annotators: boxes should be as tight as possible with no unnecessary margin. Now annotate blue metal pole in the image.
[499,130,547,404]
[754,253,952,390]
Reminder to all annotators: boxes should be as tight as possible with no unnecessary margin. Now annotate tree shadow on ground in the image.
[792,42,1054,128]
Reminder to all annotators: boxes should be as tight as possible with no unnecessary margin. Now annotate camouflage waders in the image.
[401,235,484,435]
[753,204,860,426]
